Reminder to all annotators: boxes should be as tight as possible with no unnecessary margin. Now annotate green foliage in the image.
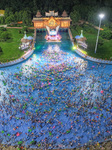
[18,26,29,34]
[22,26,29,33]
[0,28,25,62]
[0,27,7,31]
[108,23,112,30]
[104,0,112,7]
[98,36,104,46]
[0,16,5,24]
[22,10,31,25]
[87,10,98,24]
[5,14,15,24]
[0,46,2,52]
[71,25,112,60]
[72,5,93,20]
[4,7,14,18]
[0,0,112,29]
[4,8,31,26]
[18,30,22,34]
[100,29,112,40]
[18,10,24,22]
[70,25,82,37]
[0,31,12,41]
[83,24,96,34]
[0,0,112,22]
[70,10,81,24]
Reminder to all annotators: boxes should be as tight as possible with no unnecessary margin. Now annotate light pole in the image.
[95,14,104,53]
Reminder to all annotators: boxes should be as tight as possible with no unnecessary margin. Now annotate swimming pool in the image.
[0,32,112,149]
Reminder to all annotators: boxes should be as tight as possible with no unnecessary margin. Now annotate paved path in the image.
[0,24,34,29]
[6,27,34,29]
[0,24,7,27]
[78,20,104,30]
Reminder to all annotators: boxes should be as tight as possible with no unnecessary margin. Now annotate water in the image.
[0,32,112,149]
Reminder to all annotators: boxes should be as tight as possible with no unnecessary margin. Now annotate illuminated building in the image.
[32,10,71,30]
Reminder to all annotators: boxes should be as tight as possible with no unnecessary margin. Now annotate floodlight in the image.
[99,14,104,19]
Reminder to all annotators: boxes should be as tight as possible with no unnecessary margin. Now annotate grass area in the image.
[71,25,112,60]
[0,28,34,62]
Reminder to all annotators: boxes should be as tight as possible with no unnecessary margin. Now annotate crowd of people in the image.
[0,43,112,149]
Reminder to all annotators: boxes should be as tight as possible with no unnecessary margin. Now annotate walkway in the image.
[6,27,35,29]
[0,24,34,29]
[0,24,7,28]
[78,20,104,30]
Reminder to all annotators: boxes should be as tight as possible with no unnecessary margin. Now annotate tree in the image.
[22,26,29,33]
[72,0,80,5]
[98,36,104,46]
[80,0,97,6]
[100,29,112,40]
[88,10,98,24]
[22,10,31,25]
[18,10,24,22]
[4,7,13,18]
[14,11,19,22]
[104,0,112,7]
[0,16,5,24]
[5,14,15,24]
[58,0,64,14]
[0,31,12,41]
[32,0,38,15]
[70,10,81,25]
[0,27,7,31]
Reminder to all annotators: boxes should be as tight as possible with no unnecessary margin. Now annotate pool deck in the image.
[0,140,112,150]
[68,28,112,65]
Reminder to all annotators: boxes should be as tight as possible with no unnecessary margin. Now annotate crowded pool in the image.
[0,32,112,149]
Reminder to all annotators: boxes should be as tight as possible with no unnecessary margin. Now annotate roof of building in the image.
[36,11,42,18]
[61,10,68,17]
[21,33,33,43]
[76,37,87,41]
[32,17,71,22]
[45,11,58,17]
[23,33,27,39]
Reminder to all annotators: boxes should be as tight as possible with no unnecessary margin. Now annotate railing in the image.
[68,28,74,42]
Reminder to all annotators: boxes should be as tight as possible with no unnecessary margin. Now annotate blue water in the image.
[0,32,112,149]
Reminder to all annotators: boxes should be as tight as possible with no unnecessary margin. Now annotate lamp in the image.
[94,13,104,53]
